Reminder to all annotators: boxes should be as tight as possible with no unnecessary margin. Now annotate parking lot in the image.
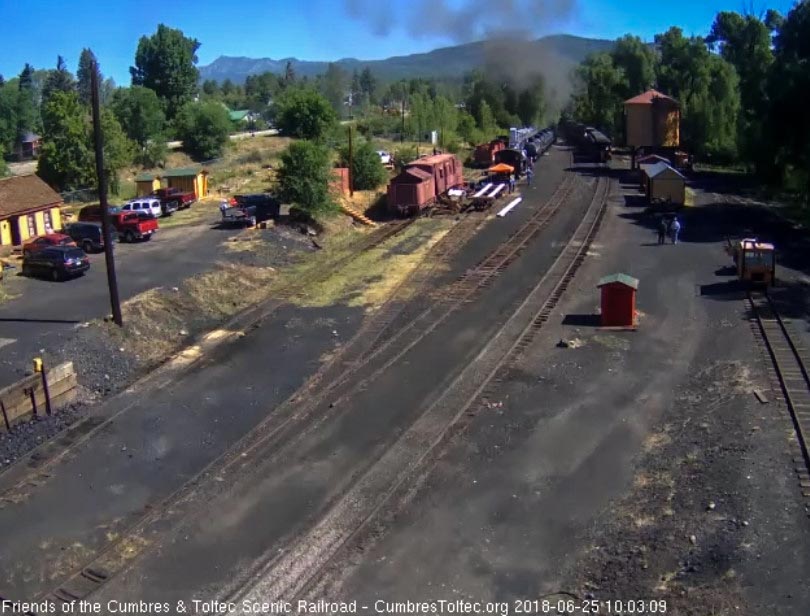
[0,212,244,387]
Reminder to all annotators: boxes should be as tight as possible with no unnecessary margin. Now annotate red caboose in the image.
[387,153,463,215]
[387,167,436,215]
[408,154,463,196]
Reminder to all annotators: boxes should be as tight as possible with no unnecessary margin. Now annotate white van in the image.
[122,198,162,219]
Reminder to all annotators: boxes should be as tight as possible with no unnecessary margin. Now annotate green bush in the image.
[273,87,337,141]
[338,140,388,190]
[277,140,338,217]
[393,145,418,170]
[175,101,231,160]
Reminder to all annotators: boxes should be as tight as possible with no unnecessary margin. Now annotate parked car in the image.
[64,222,117,253]
[21,233,76,257]
[122,198,162,219]
[152,187,196,211]
[77,205,121,223]
[77,206,158,242]
[22,246,90,281]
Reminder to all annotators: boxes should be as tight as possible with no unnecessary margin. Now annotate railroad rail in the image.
[748,291,810,505]
[231,175,611,606]
[0,218,416,496]
[23,172,581,606]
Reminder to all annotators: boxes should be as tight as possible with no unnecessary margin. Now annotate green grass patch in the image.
[289,218,454,308]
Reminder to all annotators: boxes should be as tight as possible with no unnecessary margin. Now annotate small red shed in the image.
[598,273,639,327]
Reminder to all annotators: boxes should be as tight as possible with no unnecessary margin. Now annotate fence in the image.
[0,361,78,431]
[60,188,98,204]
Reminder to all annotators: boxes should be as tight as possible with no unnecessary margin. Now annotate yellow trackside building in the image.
[0,175,64,247]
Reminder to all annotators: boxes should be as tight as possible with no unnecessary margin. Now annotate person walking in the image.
[526,167,534,186]
[509,174,516,193]
[219,200,229,217]
[657,217,667,245]
[670,216,681,244]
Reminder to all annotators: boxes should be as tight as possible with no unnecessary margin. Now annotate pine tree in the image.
[284,61,296,85]
[42,56,76,103]
[76,49,98,106]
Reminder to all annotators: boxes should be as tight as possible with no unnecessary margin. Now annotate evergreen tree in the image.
[76,49,98,106]
[42,56,76,103]
[284,61,296,86]
[130,24,200,120]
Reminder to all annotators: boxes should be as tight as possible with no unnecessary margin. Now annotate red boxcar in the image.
[387,167,436,215]
[387,153,463,215]
[408,154,463,196]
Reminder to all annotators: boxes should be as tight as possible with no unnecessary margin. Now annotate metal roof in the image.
[228,110,250,121]
[598,273,639,289]
[637,154,670,165]
[160,166,206,178]
[135,172,160,182]
[643,161,685,180]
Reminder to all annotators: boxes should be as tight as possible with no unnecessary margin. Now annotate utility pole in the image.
[347,125,354,197]
[90,57,123,327]
[400,97,405,144]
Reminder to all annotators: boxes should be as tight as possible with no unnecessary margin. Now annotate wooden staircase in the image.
[341,203,377,227]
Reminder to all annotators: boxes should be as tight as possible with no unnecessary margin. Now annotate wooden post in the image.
[348,125,354,198]
[0,399,10,432]
[90,56,123,326]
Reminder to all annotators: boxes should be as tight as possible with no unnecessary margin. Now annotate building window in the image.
[43,209,52,231]
[27,215,36,237]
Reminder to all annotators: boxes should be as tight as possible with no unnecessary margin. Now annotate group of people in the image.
[657,216,682,245]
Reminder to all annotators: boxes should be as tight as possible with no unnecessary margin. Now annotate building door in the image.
[10,217,21,246]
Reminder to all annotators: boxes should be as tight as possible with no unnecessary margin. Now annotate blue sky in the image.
[0,0,797,84]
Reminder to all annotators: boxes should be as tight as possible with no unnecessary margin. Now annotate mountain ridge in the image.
[199,34,614,84]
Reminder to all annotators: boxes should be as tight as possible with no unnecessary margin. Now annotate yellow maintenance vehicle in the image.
[725,238,776,286]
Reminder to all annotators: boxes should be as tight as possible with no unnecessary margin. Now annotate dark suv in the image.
[22,246,90,281]
[64,222,117,253]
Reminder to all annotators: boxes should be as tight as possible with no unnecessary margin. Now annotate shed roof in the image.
[637,154,670,165]
[135,172,161,182]
[161,166,206,178]
[20,132,40,143]
[0,174,62,219]
[624,89,679,106]
[229,109,250,121]
[598,273,639,289]
[645,162,685,180]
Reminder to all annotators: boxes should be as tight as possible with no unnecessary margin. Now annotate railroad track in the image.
[230,175,611,607]
[748,291,810,507]
[23,173,581,606]
[0,218,416,499]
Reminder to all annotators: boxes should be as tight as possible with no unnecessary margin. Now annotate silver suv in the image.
[122,198,163,218]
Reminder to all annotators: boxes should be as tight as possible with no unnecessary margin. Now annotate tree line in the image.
[568,3,810,195]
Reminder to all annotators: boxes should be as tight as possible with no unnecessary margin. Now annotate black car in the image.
[22,246,90,281]
[64,222,117,253]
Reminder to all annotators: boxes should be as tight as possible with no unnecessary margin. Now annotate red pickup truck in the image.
[152,187,196,210]
[78,206,158,242]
